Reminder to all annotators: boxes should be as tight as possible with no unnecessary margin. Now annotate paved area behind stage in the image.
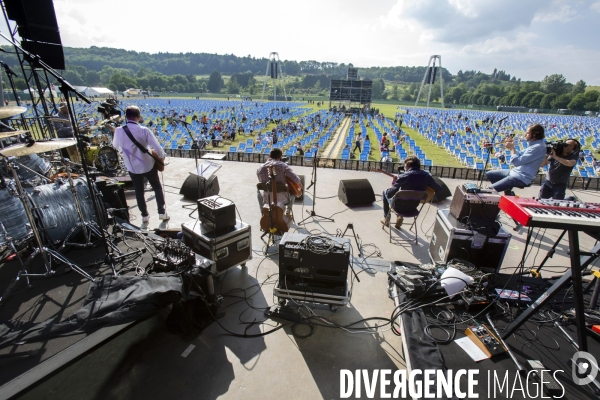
[15,157,600,400]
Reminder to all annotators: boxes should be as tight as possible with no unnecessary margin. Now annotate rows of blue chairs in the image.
[401,107,600,176]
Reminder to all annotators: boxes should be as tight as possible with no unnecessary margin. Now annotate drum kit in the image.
[0,107,130,306]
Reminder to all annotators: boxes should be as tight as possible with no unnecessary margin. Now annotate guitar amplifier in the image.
[197,195,236,234]
[182,220,251,275]
[449,184,501,222]
[277,232,350,296]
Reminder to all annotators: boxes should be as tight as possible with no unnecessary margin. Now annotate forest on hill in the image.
[1,46,598,111]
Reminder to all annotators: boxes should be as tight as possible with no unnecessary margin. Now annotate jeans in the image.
[129,165,165,217]
[353,143,361,154]
[382,190,391,217]
[538,179,567,200]
[485,169,527,193]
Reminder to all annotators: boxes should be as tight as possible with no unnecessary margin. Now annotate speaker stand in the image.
[298,153,334,225]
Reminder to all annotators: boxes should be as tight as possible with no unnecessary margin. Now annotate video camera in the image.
[97,100,121,117]
[546,140,567,155]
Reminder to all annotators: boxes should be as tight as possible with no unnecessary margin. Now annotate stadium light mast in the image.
[261,52,287,108]
[414,55,444,109]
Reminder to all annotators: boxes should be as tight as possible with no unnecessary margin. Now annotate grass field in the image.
[372,102,463,167]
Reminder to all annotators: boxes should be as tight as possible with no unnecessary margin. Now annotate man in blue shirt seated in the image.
[485,124,547,195]
[382,155,441,228]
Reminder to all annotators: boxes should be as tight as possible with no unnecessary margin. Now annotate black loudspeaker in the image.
[338,179,375,205]
[179,174,220,200]
[431,176,451,202]
[96,181,129,221]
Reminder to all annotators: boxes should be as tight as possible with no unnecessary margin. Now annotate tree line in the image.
[0,45,597,111]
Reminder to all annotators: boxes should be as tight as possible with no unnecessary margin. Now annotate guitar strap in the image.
[122,125,164,168]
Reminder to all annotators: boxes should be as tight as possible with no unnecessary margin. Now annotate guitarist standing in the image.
[113,106,168,225]
[257,148,302,225]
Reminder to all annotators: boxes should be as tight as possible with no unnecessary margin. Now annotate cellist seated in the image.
[256,148,302,228]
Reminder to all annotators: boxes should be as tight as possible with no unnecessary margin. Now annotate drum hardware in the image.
[2,159,95,282]
[0,221,32,307]
[57,159,104,250]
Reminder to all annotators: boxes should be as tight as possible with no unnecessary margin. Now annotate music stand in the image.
[182,161,221,216]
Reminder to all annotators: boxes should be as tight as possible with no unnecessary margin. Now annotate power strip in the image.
[265,304,302,323]
[465,324,507,357]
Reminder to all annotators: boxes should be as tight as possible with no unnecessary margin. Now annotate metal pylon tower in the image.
[414,55,444,109]
[261,52,287,108]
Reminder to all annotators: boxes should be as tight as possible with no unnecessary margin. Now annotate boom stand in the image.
[299,150,334,225]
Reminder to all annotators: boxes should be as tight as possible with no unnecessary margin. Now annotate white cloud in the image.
[591,1,600,12]
[533,4,579,23]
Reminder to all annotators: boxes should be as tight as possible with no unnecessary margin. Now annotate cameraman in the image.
[538,139,580,199]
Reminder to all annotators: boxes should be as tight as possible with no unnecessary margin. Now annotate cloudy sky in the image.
[2,0,600,84]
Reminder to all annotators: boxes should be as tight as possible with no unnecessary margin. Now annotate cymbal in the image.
[78,125,100,131]
[0,106,27,119]
[0,130,29,139]
[47,117,70,123]
[0,139,77,157]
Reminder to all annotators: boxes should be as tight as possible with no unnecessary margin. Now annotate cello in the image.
[260,166,290,235]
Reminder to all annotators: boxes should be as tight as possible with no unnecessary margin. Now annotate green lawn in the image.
[372,102,463,167]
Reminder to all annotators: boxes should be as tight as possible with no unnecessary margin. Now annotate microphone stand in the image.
[0,61,28,129]
[179,119,206,214]
[299,148,334,225]
[478,116,508,189]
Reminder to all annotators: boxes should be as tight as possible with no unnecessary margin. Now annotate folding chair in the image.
[383,190,428,244]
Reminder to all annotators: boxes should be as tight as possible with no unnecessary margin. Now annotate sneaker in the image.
[395,216,404,229]
[142,215,150,223]
[159,213,170,221]
[380,217,389,227]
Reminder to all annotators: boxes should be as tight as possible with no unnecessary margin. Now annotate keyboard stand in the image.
[501,233,600,353]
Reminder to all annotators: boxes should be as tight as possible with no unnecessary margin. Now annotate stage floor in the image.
[1,157,599,399]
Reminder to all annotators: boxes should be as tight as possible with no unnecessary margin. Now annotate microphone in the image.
[179,119,190,125]
[434,299,465,307]
[497,116,509,123]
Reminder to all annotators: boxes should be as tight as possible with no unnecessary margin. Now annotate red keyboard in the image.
[499,196,600,232]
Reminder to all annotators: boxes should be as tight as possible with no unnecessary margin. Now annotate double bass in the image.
[260,166,291,235]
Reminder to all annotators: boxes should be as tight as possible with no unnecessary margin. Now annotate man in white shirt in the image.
[113,106,169,224]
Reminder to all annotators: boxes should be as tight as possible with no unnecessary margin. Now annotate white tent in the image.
[82,87,114,97]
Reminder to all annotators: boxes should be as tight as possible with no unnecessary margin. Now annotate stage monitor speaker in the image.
[432,176,451,202]
[338,179,375,205]
[180,174,220,200]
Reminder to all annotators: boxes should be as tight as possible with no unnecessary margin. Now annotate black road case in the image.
[182,220,251,275]
[429,209,511,273]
